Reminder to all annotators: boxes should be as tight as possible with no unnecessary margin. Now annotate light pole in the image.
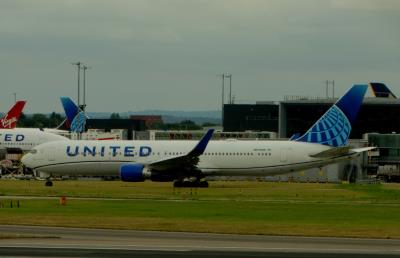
[225,74,232,104]
[217,74,226,126]
[72,62,82,106]
[325,80,335,99]
[81,65,91,111]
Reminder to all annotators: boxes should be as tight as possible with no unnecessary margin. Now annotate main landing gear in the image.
[173,180,209,188]
[45,178,53,187]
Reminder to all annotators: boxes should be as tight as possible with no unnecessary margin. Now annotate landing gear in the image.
[173,179,209,188]
[199,181,209,188]
[45,179,53,187]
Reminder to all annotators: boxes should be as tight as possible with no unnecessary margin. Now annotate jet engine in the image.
[119,164,174,182]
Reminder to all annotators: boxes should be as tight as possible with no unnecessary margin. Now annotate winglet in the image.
[0,100,26,129]
[188,129,214,156]
[294,84,368,147]
[60,97,80,129]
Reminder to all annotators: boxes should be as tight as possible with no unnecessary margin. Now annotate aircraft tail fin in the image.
[0,100,26,129]
[369,82,397,99]
[60,97,80,129]
[294,84,367,147]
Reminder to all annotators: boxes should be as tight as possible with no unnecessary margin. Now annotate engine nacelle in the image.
[120,164,176,182]
[120,164,149,182]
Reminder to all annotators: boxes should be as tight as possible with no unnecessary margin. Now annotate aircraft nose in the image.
[21,153,33,168]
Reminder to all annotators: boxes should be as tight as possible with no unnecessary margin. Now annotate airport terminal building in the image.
[223,97,400,139]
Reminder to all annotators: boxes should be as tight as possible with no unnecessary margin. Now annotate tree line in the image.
[15,113,217,130]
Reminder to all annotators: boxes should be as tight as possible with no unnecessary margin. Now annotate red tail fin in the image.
[0,101,26,129]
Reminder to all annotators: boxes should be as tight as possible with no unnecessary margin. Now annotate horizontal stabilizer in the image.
[310,146,376,158]
[309,146,350,158]
[350,147,376,153]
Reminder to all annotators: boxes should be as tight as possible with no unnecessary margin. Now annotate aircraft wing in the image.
[147,129,214,171]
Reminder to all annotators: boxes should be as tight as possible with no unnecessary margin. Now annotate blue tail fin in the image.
[60,97,80,129]
[294,84,368,147]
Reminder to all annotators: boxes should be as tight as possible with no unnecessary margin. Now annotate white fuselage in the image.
[0,128,69,152]
[22,139,354,177]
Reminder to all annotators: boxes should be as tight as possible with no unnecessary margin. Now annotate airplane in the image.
[0,101,69,167]
[0,101,26,129]
[0,128,69,152]
[21,84,372,187]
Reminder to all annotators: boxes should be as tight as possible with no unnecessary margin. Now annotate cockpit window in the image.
[29,149,38,154]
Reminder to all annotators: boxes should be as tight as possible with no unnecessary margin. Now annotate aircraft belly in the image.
[201,155,352,177]
[37,161,124,176]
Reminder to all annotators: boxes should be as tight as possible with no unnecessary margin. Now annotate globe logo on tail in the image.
[296,105,351,147]
[70,111,87,133]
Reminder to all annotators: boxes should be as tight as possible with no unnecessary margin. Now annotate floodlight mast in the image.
[225,74,232,104]
[325,80,335,99]
[72,62,81,107]
[81,65,91,111]
[217,74,225,127]
[217,73,233,128]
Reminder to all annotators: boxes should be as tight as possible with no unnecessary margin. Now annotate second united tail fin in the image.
[60,97,81,129]
[60,97,88,133]
[294,84,368,147]
[0,100,26,129]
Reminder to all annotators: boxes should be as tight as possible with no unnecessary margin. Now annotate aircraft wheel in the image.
[199,181,209,188]
[173,181,183,188]
[182,181,192,188]
[45,180,53,187]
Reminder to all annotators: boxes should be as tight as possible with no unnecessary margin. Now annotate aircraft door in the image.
[47,146,55,161]
[280,148,291,163]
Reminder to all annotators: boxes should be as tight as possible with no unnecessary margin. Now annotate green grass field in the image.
[0,180,400,238]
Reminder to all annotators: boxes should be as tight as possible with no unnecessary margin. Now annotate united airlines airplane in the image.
[0,128,69,152]
[22,85,371,187]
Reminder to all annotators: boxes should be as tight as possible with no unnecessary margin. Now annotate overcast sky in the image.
[1,0,399,113]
